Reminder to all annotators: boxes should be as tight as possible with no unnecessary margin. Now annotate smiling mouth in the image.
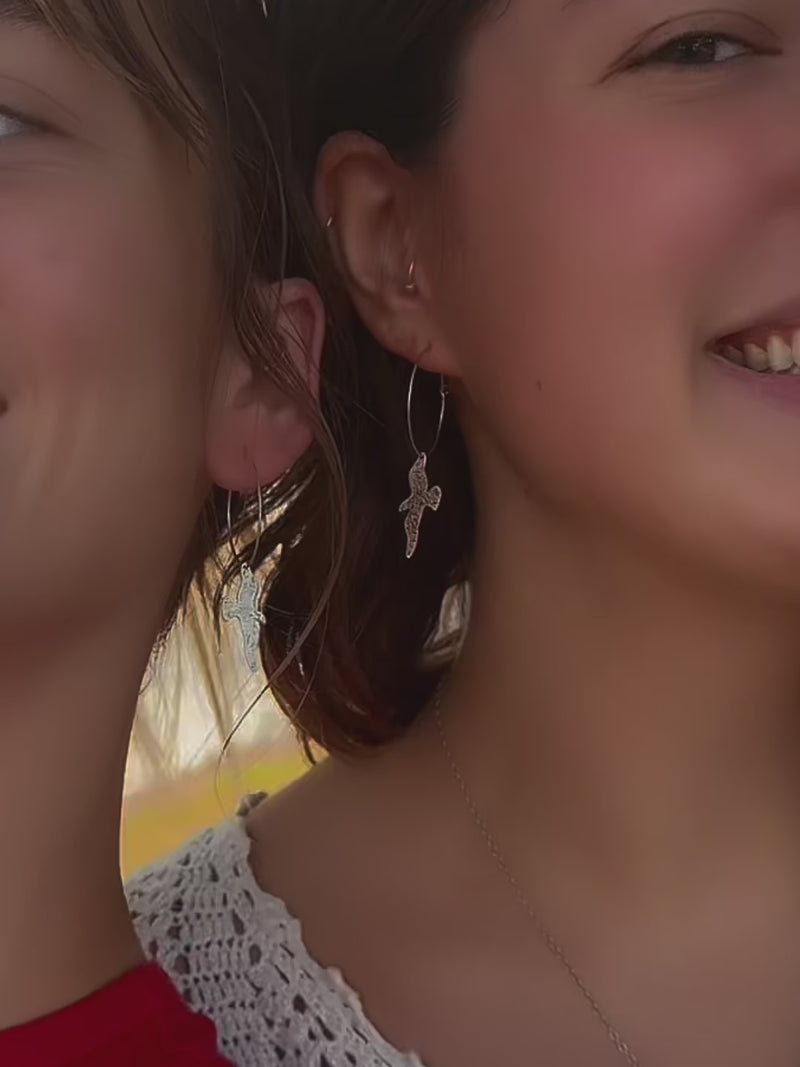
[710,295,800,376]
[711,325,800,376]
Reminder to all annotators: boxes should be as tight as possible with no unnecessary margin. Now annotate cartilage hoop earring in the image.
[403,259,418,293]
[222,487,267,674]
[399,363,447,559]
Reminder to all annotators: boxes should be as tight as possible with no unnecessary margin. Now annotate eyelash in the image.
[634,30,765,71]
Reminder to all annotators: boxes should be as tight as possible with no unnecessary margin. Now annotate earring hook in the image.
[226,485,265,570]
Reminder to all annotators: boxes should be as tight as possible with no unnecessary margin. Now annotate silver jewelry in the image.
[434,692,644,1067]
[399,363,446,558]
[222,488,266,674]
[403,259,417,293]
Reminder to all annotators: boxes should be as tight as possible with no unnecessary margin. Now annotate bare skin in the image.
[249,1,800,1064]
[250,567,800,1067]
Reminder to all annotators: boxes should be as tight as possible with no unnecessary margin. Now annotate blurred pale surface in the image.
[123,594,307,876]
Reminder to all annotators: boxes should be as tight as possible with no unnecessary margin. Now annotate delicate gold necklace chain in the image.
[433,695,644,1067]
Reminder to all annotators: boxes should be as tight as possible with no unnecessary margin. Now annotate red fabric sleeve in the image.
[0,962,233,1067]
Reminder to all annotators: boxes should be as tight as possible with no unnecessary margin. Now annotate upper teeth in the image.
[722,329,800,373]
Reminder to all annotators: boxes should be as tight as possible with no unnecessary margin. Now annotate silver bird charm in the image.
[399,452,442,558]
[222,563,266,673]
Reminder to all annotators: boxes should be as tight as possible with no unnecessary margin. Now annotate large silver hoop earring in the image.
[398,364,447,559]
[221,488,267,674]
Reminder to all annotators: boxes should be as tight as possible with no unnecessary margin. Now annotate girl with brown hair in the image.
[132,1,800,1066]
[0,0,324,1058]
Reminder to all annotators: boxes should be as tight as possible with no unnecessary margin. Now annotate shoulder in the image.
[126,817,421,1067]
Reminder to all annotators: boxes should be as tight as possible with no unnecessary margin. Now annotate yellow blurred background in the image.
[121,592,309,878]
[121,749,306,877]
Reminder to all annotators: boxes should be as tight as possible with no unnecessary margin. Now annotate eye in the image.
[0,115,25,138]
[637,31,756,69]
[0,107,36,139]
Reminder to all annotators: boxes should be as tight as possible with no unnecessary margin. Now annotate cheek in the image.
[435,85,800,579]
[438,111,720,504]
[0,171,216,617]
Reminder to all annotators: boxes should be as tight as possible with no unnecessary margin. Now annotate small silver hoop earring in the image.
[403,260,417,293]
[222,488,267,674]
[398,364,447,559]
[325,215,334,229]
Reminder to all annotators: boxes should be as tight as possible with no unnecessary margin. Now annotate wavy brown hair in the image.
[244,0,491,754]
[36,0,482,757]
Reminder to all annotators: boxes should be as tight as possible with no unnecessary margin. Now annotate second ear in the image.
[206,278,323,494]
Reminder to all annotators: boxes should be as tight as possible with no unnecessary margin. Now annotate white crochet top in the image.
[126,818,425,1067]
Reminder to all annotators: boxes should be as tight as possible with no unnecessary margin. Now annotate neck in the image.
[0,621,150,1029]
[443,500,800,908]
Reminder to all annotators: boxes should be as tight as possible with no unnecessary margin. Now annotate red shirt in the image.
[0,963,233,1067]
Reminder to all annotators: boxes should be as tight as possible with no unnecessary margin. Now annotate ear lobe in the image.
[206,277,324,494]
